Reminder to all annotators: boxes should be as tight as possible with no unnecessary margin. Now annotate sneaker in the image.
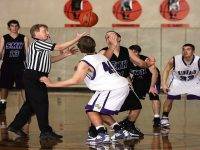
[0,101,6,114]
[160,117,170,127]
[86,133,111,145]
[119,119,143,138]
[153,117,161,128]
[40,132,63,140]
[128,125,143,138]
[7,126,28,138]
[111,129,129,141]
[87,125,98,139]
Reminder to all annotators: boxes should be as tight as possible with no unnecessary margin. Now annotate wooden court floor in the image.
[0,92,200,150]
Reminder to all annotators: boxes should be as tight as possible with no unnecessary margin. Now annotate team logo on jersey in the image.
[6,42,23,49]
[110,60,128,70]
[94,104,102,110]
[178,70,197,81]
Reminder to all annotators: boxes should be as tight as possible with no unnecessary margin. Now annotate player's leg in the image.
[119,90,143,138]
[0,63,14,114]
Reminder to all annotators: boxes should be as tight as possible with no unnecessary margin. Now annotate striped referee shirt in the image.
[26,39,55,73]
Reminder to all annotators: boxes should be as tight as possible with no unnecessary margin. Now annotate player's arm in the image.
[128,50,155,68]
[148,65,159,95]
[54,32,87,51]
[51,47,78,63]
[0,36,4,59]
[24,36,29,53]
[162,57,174,93]
[40,61,89,87]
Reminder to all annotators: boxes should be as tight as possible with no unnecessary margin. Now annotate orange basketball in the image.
[79,11,98,27]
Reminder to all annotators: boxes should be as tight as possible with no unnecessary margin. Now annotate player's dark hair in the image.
[7,19,20,28]
[183,43,195,51]
[129,44,142,53]
[77,36,96,53]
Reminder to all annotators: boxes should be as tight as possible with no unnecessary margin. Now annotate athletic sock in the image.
[110,122,122,132]
[0,99,6,103]
[96,125,107,134]
[154,114,160,118]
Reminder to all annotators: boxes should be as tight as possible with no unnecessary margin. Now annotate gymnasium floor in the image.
[0,91,200,150]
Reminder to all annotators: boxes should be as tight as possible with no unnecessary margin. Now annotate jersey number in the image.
[102,61,116,74]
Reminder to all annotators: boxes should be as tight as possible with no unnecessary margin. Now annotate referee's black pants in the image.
[9,69,53,133]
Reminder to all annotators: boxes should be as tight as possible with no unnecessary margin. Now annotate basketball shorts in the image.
[85,85,129,115]
[167,78,200,100]
[120,88,142,112]
[132,79,160,100]
[0,62,25,89]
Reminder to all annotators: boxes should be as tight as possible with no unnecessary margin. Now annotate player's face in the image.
[35,27,50,40]
[182,46,194,58]
[9,23,20,34]
[105,32,120,43]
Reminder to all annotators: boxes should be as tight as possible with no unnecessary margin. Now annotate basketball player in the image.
[129,45,161,128]
[0,20,29,114]
[161,43,200,127]
[40,35,134,144]
[88,31,155,139]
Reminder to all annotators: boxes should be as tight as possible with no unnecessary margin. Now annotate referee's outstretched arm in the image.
[54,32,87,51]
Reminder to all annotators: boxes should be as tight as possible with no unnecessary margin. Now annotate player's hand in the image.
[40,76,51,87]
[149,86,158,96]
[76,32,88,39]
[145,56,156,67]
[107,32,118,48]
[62,47,79,57]
[162,84,169,94]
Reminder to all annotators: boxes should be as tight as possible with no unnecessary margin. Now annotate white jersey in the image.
[172,54,200,81]
[81,54,129,91]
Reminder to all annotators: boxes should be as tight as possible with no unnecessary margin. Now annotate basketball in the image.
[79,11,98,27]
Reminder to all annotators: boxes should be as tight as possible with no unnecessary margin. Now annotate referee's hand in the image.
[61,47,79,57]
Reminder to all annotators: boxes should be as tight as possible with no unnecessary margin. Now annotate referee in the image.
[8,24,86,140]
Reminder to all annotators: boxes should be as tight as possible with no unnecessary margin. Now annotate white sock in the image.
[154,114,160,118]
[110,122,119,129]
[96,125,105,130]
[0,99,6,103]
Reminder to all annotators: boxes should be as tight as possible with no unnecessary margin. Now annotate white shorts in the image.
[168,78,200,100]
[85,85,129,115]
